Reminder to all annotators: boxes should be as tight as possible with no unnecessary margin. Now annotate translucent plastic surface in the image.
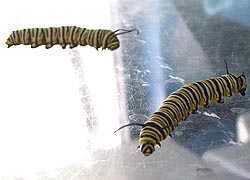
[1,0,250,180]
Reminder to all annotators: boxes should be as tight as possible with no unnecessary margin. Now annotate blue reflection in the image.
[142,2,166,111]
[236,110,250,144]
[203,0,250,27]
[139,0,189,112]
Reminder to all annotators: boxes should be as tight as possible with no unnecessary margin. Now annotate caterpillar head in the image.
[6,33,15,48]
[106,35,120,51]
[102,28,139,51]
[238,72,247,96]
[114,122,161,157]
[224,60,247,96]
[138,132,159,156]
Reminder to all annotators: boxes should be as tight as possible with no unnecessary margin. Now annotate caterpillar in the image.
[114,61,247,156]
[5,26,139,50]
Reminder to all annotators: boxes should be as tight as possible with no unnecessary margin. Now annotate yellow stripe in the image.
[167,96,189,118]
[187,84,206,107]
[140,129,161,142]
[200,80,216,101]
[160,102,182,121]
[225,75,238,94]
[177,89,196,112]
[150,114,175,130]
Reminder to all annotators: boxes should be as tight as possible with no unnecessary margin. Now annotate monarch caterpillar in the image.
[115,61,247,156]
[5,26,139,50]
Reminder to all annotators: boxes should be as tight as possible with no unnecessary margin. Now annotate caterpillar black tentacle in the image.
[113,122,145,133]
[113,28,139,36]
[114,61,247,156]
[6,26,139,51]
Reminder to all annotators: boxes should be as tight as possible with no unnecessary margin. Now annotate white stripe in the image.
[193,82,208,105]
[180,88,197,109]
[164,100,183,120]
[146,121,165,140]
[102,31,113,49]
[183,85,200,107]
[222,75,234,94]
[93,30,100,48]
[78,28,86,44]
[206,79,219,100]
[170,93,190,111]
[152,111,175,130]
[213,78,224,97]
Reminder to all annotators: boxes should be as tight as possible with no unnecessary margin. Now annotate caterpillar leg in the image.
[6,36,15,48]
[217,99,224,103]
[204,103,210,108]
[69,45,78,49]
[46,44,53,49]
[192,107,198,114]
[60,44,67,49]
[31,43,40,48]
[69,43,78,49]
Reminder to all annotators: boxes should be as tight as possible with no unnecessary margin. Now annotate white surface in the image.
[1,0,250,179]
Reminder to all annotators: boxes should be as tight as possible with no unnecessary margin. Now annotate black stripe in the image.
[95,30,101,49]
[27,29,31,44]
[50,27,54,45]
[204,80,215,94]
[35,28,39,46]
[210,78,223,101]
[169,94,190,118]
[11,32,16,44]
[191,83,205,106]
[161,101,181,119]
[180,88,197,110]
[166,99,184,118]
[221,76,232,96]
[140,134,158,143]
[217,77,229,97]
[182,86,199,107]
[87,30,93,45]
[171,92,190,111]
[201,80,214,100]
[62,26,66,45]
[142,126,163,141]
[159,106,178,121]
[26,29,30,44]
[230,74,240,93]
[71,26,77,46]
[103,31,114,49]
[153,111,175,131]
[16,31,21,44]
[196,81,209,106]
[79,28,86,44]
[22,29,26,44]
[141,143,154,154]
[92,30,96,46]
[144,121,167,139]
[41,28,45,45]
[206,79,224,103]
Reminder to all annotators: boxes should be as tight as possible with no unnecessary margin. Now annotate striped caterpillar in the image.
[5,26,139,50]
[115,61,247,156]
